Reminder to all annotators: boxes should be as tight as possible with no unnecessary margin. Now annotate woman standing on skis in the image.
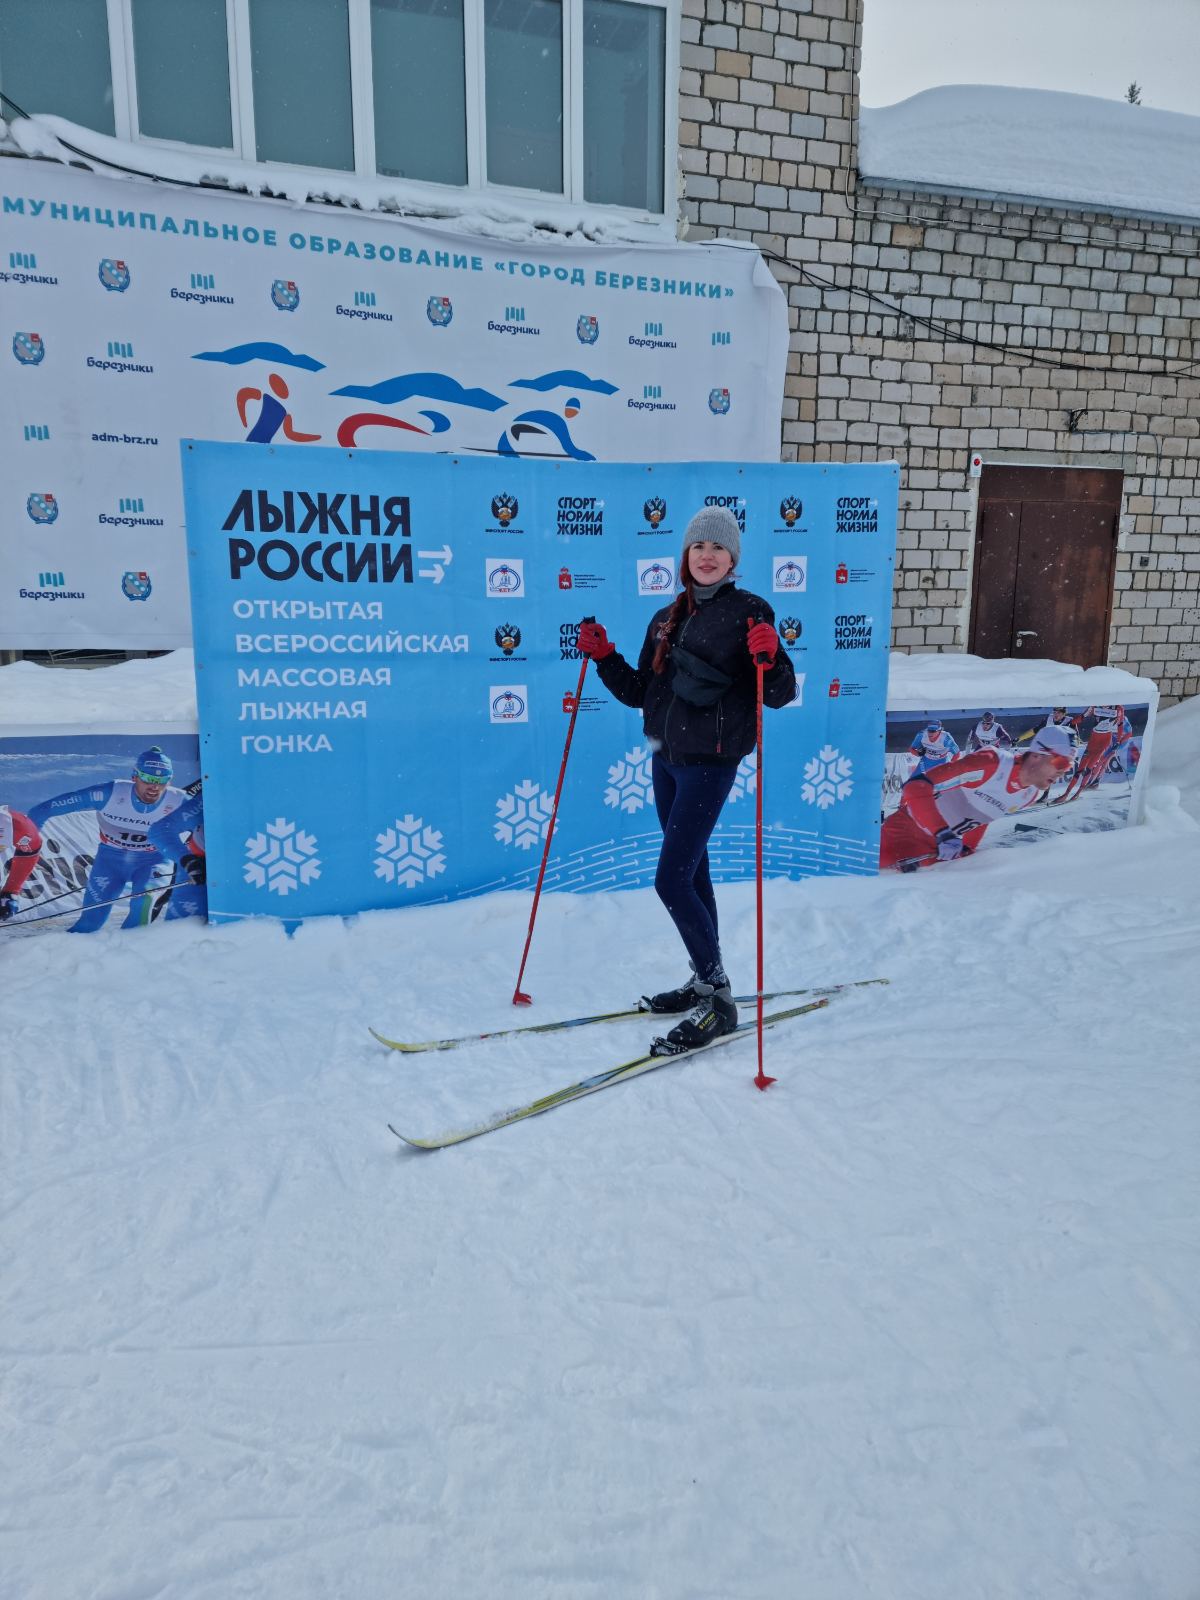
[577,505,796,1053]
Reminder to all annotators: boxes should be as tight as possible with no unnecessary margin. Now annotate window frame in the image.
[98,0,677,228]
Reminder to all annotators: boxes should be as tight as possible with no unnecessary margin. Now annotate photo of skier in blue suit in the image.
[28,748,184,932]
[148,783,207,922]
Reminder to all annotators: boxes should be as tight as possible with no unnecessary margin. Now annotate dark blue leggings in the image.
[651,752,737,982]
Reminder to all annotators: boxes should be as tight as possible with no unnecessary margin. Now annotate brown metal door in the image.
[970,466,1121,667]
[971,502,1021,658]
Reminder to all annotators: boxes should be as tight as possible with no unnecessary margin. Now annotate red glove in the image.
[577,620,615,660]
[747,619,778,665]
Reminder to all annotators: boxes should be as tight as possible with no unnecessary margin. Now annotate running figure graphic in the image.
[236,372,321,443]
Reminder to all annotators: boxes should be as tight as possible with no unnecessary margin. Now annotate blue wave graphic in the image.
[419,410,452,433]
[192,343,326,371]
[331,372,506,411]
[510,370,618,395]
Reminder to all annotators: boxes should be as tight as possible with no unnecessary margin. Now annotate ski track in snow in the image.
[3,707,1199,1599]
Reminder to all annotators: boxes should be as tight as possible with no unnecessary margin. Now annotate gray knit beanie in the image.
[681,504,741,569]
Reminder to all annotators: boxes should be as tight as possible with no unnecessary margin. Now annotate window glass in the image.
[583,0,664,211]
[132,0,232,148]
[371,0,467,186]
[0,0,114,135]
[484,0,562,194]
[249,0,354,170]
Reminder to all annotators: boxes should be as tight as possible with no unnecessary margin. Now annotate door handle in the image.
[1016,630,1038,638]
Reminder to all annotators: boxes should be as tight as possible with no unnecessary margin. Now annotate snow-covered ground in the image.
[3,697,1199,1599]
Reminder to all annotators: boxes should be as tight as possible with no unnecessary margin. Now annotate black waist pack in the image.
[670,644,734,708]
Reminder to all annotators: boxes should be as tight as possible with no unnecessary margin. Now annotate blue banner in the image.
[181,444,897,921]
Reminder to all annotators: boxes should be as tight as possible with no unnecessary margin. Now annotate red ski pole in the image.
[512,617,594,1006]
[752,641,775,1090]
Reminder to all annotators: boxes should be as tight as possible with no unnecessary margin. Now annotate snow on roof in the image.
[0,113,672,245]
[859,85,1200,225]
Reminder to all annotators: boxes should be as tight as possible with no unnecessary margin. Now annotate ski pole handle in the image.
[747,612,773,666]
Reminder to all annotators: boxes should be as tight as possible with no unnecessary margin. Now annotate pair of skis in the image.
[377,978,887,1150]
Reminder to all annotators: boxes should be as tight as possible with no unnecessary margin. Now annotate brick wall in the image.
[678,0,1200,702]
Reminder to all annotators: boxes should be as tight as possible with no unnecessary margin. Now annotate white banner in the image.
[0,163,788,650]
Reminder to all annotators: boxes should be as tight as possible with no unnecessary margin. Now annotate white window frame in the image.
[99,0,678,231]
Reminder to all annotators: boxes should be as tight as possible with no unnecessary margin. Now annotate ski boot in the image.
[639,962,702,1015]
[650,973,738,1057]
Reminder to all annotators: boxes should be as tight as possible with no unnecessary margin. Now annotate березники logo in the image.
[577,315,599,344]
[19,571,86,601]
[637,558,675,596]
[427,295,453,327]
[272,279,300,311]
[708,388,730,415]
[13,331,44,364]
[772,555,807,593]
[630,320,677,351]
[122,570,152,602]
[98,258,131,293]
[836,496,879,533]
[490,685,529,724]
[98,257,130,292]
[486,558,524,597]
[100,496,164,528]
[87,340,154,376]
[27,492,58,524]
[556,495,604,536]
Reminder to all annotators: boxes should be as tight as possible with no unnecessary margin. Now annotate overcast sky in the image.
[860,0,1200,115]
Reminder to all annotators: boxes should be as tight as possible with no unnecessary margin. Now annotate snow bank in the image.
[886,650,1157,712]
[1151,693,1200,822]
[860,85,1200,223]
[0,651,199,729]
[3,649,1159,733]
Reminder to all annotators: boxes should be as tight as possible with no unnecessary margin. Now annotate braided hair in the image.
[652,566,697,675]
[652,541,747,673]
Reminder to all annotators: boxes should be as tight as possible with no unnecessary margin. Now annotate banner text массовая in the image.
[182,445,897,920]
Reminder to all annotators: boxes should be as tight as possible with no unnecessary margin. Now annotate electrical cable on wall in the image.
[0,91,212,189]
[724,241,1200,382]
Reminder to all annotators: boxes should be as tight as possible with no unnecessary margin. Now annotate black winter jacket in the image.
[595,583,797,765]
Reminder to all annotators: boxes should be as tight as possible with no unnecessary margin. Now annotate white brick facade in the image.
[679,0,1200,702]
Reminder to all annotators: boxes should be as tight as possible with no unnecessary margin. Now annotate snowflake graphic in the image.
[495,778,556,849]
[374,814,446,888]
[244,817,321,896]
[727,754,758,803]
[801,745,854,810]
[604,745,653,813]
